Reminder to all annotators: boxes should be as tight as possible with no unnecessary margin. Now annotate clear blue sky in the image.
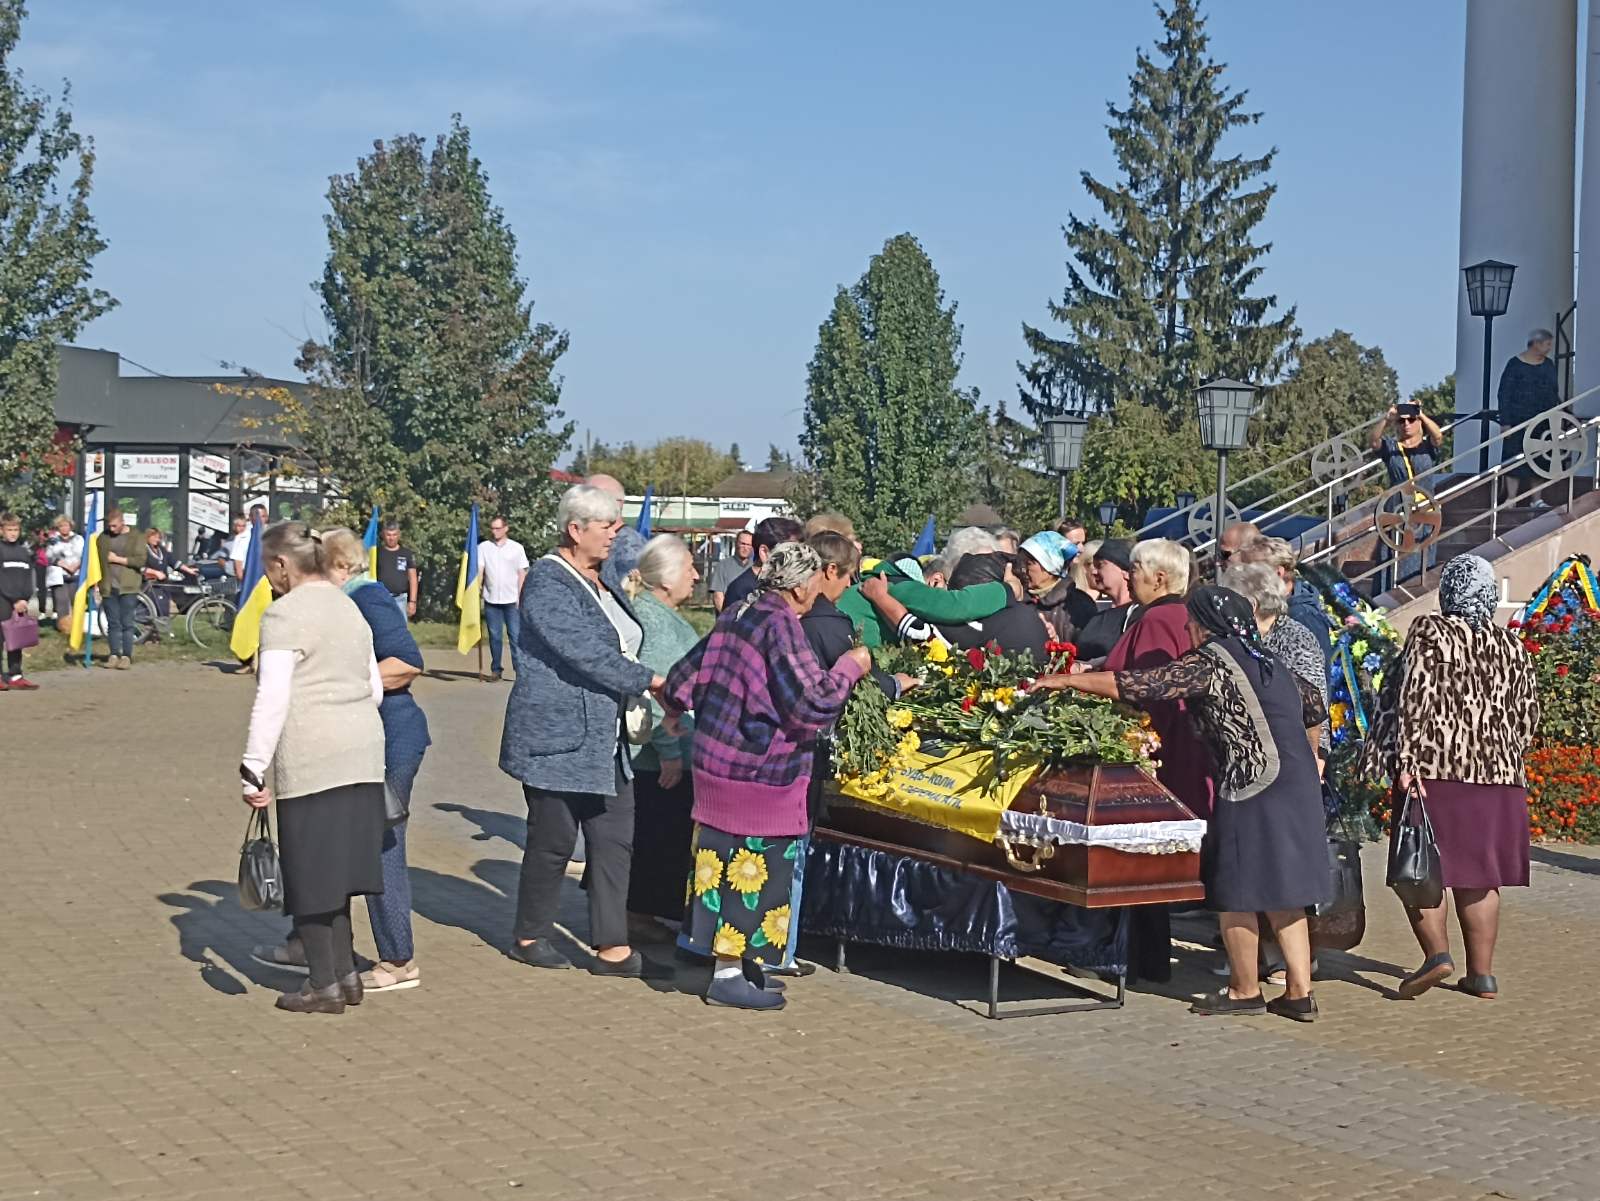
[18,0,1465,461]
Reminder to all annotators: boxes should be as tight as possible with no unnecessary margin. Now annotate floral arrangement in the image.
[1510,559,1600,746]
[1525,745,1600,842]
[833,638,1159,788]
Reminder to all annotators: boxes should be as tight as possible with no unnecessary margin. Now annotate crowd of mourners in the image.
[229,481,1540,1021]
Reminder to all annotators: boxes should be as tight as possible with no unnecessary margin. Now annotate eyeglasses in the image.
[1216,549,1234,562]
[1399,416,1419,424]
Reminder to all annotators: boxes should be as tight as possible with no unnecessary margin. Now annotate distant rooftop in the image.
[713,469,795,499]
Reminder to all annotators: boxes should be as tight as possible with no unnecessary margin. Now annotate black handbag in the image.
[237,809,284,912]
[1385,783,1443,910]
[1309,814,1366,952]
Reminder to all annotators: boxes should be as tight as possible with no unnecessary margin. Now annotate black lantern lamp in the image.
[1462,258,1516,473]
[1042,414,1088,521]
[1196,378,1258,548]
[1096,499,1118,529]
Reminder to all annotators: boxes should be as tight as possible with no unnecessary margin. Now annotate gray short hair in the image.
[1528,328,1554,347]
[625,533,692,599]
[1220,562,1287,619]
[944,526,1000,576]
[556,484,621,540]
[1130,538,1190,595]
[1237,535,1296,573]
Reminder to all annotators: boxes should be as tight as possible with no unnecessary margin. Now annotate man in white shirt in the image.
[477,513,529,681]
[229,505,267,581]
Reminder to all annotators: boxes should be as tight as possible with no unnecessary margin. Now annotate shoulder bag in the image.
[1385,781,1443,910]
[542,553,653,746]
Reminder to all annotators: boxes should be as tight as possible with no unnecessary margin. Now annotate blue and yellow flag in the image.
[455,505,482,654]
[229,513,273,661]
[635,485,653,537]
[68,496,103,655]
[363,505,382,578]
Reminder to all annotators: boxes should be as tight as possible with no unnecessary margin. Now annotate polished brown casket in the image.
[819,762,1204,909]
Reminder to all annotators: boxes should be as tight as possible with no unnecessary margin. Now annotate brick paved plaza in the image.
[3,662,1599,1201]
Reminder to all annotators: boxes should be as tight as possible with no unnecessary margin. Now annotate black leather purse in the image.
[237,809,284,912]
[1386,783,1442,910]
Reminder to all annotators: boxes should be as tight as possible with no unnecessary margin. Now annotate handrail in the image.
[1139,410,1476,547]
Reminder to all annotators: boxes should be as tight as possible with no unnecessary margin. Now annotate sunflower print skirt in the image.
[681,823,798,964]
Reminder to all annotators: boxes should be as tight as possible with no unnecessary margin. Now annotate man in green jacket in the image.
[96,508,148,669]
[835,555,1007,647]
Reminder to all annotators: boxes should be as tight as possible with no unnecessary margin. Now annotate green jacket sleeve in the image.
[834,587,884,647]
[888,579,1007,623]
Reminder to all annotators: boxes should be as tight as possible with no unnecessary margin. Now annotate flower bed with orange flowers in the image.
[1524,745,1600,842]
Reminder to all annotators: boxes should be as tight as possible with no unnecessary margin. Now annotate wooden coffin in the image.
[819,763,1204,909]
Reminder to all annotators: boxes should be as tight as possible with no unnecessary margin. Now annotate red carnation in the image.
[1508,618,1522,629]
[1557,664,1570,676]
[966,648,987,670]
[986,640,1002,654]
[961,695,975,712]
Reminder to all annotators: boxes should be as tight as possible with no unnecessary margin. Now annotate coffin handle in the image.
[996,833,1055,874]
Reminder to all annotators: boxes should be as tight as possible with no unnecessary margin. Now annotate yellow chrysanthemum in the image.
[993,686,1016,707]
[1329,702,1349,728]
[887,707,914,729]
[924,639,950,663]
[712,922,746,958]
[939,665,955,677]
[726,848,769,894]
[761,905,791,950]
[692,848,723,896]
[897,731,920,753]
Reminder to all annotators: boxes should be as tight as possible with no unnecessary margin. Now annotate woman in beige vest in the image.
[240,523,386,1015]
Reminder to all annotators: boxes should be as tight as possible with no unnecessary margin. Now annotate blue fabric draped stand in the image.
[801,835,1129,1018]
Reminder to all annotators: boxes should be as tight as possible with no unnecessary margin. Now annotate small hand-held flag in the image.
[68,495,103,661]
[912,515,937,558]
[635,485,653,537]
[362,505,382,578]
[455,504,482,655]
[229,512,273,661]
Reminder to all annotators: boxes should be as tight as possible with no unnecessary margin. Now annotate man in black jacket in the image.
[0,512,40,689]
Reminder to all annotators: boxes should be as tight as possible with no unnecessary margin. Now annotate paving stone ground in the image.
[2,661,1598,1201]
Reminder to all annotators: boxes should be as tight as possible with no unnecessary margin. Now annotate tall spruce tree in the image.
[800,234,982,550]
[293,118,570,613]
[0,0,114,523]
[1020,0,1297,515]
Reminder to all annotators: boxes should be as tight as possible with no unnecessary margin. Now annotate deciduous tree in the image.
[0,0,114,523]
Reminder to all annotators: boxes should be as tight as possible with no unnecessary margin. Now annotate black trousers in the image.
[515,767,634,949]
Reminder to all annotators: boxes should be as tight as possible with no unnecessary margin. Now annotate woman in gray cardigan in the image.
[499,485,669,978]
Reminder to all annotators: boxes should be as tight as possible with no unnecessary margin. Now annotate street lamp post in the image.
[1097,499,1118,531]
[1195,378,1258,549]
[1042,415,1087,522]
[1462,258,1516,473]
[1175,489,1196,512]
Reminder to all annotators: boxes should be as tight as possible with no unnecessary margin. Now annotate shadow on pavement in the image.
[157,880,298,994]
[1532,845,1600,877]
[433,802,525,849]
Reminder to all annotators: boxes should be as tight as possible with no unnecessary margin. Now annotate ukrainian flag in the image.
[228,513,273,661]
[68,496,102,654]
[455,504,482,654]
[362,505,381,578]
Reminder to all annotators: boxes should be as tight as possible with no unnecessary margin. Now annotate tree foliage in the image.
[1019,0,1297,520]
[974,403,1058,536]
[0,0,114,524]
[290,117,571,615]
[572,437,738,495]
[799,233,983,550]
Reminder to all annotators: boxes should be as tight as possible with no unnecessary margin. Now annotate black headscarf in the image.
[1186,584,1275,678]
[948,551,1011,591]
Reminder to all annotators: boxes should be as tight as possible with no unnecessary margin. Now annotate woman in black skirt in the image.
[240,522,386,1015]
[1035,586,1332,1022]
[1368,554,1540,1001]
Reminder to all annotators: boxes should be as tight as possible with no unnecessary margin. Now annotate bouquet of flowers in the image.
[833,637,1158,787]
[1511,556,1600,746]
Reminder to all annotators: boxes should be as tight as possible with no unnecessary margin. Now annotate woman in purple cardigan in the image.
[664,542,869,1011]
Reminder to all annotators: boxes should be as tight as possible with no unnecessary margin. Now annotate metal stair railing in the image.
[1138,410,1476,551]
[1297,389,1600,602]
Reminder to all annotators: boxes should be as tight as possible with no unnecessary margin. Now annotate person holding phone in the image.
[239,522,386,1015]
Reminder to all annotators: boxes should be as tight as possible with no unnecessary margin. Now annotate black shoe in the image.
[337,970,364,1006]
[705,973,786,1011]
[1190,988,1267,1016]
[589,950,673,980]
[275,982,345,1015]
[507,939,572,970]
[489,671,504,682]
[763,960,816,978]
[742,960,786,992]
[1266,993,1318,1023]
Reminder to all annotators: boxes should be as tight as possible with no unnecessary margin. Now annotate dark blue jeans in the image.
[484,601,520,674]
[104,592,139,659]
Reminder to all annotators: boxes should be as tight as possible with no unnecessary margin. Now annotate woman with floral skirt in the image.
[663,542,869,1011]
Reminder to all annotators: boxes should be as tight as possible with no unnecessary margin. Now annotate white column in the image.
[1455,0,1578,464]
[1577,0,1600,416]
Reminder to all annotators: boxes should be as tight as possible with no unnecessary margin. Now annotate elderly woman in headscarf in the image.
[662,542,870,1012]
[1018,530,1095,642]
[1367,554,1538,1002]
[1034,586,1332,1022]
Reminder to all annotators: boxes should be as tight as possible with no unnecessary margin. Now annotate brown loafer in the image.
[275,982,345,1014]
[338,971,364,1006]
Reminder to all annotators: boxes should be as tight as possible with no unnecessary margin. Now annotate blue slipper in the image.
[1397,952,1454,999]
